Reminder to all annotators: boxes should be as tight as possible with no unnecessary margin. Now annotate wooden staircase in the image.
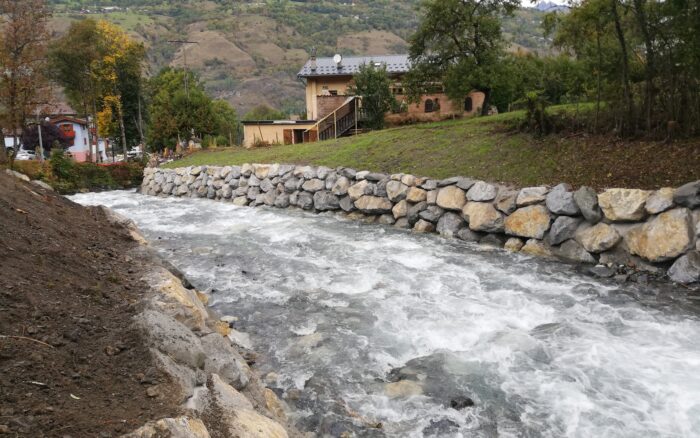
[305,97,360,142]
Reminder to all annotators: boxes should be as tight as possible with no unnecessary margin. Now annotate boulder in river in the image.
[354,195,393,214]
[625,208,695,262]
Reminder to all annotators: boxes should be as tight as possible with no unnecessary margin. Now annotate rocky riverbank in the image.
[142,164,700,285]
[0,169,295,437]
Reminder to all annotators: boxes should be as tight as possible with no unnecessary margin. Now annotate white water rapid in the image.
[72,191,700,438]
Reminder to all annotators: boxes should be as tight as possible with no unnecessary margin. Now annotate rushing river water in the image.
[72,191,700,438]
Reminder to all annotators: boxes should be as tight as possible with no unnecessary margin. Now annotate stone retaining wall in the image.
[141,164,700,284]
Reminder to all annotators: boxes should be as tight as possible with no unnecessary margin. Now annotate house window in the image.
[329,90,338,96]
[464,97,473,112]
[424,99,435,113]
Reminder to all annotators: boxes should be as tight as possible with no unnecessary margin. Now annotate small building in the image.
[50,116,106,162]
[242,53,485,147]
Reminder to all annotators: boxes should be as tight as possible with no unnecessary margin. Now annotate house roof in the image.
[298,54,410,78]
[50,116,88,126]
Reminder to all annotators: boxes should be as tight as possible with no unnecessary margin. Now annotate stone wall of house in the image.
[141,165,700,284]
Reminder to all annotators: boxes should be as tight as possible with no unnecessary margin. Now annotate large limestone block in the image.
[135,310,205,370]
[145,268,210,332]
[598,189,651,221]
[436,186,467,211]
[406,187,427,203]
[575,223,621,253]
[516,187,548,207]
[462,202,505,233]
[348,180,373,200]
[386,180,410,202]
[625,208,694,262]
[392,200,408,219]
[504,205,551,239]
[354,195,393,214]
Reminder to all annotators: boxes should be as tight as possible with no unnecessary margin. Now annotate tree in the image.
[20,121,69,154]
[406,0,519,116]
[49,19,145,157]
[0,0,50,162]
[348,63,395,130]
[242,105,287,121]
[211,100,239,146]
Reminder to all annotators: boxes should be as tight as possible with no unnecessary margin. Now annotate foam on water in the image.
[72,191,700,437]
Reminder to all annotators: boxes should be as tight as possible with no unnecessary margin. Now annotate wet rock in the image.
[436,212,465,237]
[436,186,467,211]
[504,237,525,252]
[645,188,675,214]
[394,218,410,229]
[378,214,396,225]
[546,183,580,216]
[479,234,507,248]
[588,265,616,278]
[504,205,551,239]
[232,196,248,206]
[418,205,445,223]
[297,192,314,210]
[516,186,548,207]
[668,251,700,284]
[384,380,423,398]
[555,240,596,264]
[456,228,483,242]
[673,180,700,208]
[414,219,435,233]
[246,187,260,201]
[521,239,553,257]
[625,208,694,262]
[347,180,373,200]
[406,187,427,203]
[598,188,651,221]
[575,223,622,253]
[467,181,498,202]
[313,191,340,211]
[495,190,518,215]
[423,419,459,436]
[274,193,290,208]
[548,216,582,246]
[386,181,410,202]
[573,186,602,223]
[339,196,354,212]
[450,396,475,410]
[392,200,408,219]
[354,196,393,215]
[462,202,505,233]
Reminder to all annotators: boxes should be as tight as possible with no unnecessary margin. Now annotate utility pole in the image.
[167,40,198,149]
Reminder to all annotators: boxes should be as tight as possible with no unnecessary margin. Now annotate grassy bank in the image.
[166,109,700,189]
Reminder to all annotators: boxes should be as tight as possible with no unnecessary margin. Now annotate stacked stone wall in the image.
[141,164,700,284]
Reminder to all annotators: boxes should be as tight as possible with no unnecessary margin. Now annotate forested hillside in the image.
[46,0,552,116]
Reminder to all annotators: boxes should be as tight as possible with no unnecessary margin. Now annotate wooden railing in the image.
[305,96,359,142]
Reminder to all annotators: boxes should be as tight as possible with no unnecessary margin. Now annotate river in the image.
[72,190,700,438]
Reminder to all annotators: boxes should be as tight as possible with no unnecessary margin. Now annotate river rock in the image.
[407,201,428,225]
[505,237,525,252]
[504,205,551,239]
[421,179,438,190]
[414,219,435,233]
[436,186,467,211]
[495,190,518,215]
[406,187,427,203]
[339,196,354,212]
[598,189,651,221]
[401,174,417,186]
[462,202,505,233]
[467,181,498,202]
[201,333,250,390]
[546,183,580,216]
[384,380,423,398]
[516,187,548,207]
[673,181,700,208]
[436,212,465,237]
[297,191,314,210]
[331,176,351,196]
[274,193,290,208]
[348,180,373,200]
[355,195,393,214]
[394,218,410,229]
[419,205,445,223]
[233,196,248,206]
[573,186,602,223]
[625,208,694,262]
[521,239,553,257]
[247,175,261,187]
[260,178,274,193]
[392,200,408,219]
[480,234,507,247]
[221,185,233,199]
[668,251,700,284]
[386,181,410,202]
[555,240,596,263]
[313,191,340,211]
[378,214,396,225]
[426,190,438,205]
[246,187,260,200]
[548,216,582,246]
[645,188,675,214]
[457,228,483,242]
[575,223,621,253]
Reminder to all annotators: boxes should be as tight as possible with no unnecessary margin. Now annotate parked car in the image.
[15,149,36,160]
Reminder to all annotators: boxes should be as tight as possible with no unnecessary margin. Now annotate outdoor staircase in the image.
[305,97,361,142]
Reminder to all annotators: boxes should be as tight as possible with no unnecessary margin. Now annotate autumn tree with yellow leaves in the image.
[49,19,145,159]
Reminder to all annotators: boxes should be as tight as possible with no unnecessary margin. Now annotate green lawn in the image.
[165,108,700,189]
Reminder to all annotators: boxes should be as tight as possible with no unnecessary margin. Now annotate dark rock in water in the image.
[588,265,616,278]
[450,396,475,410]
[423,418,459,436]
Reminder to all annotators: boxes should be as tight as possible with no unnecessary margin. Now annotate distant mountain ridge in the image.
[535,1,571,12]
